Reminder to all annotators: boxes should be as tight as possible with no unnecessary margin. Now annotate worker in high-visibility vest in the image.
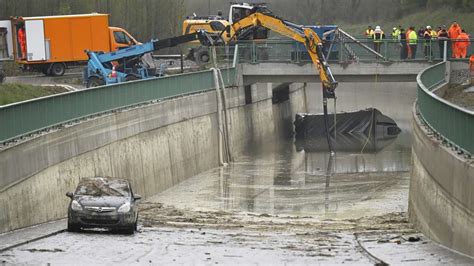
[448,22,462,58]
[373,26,384,53]
[406,27,413,58]
[365,26,374,39]
[17,22,26,60]
[423,26,434,58]
[454,29,470,58]
[408,27,418,59]
[391,27,401,39]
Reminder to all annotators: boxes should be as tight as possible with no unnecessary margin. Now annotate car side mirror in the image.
[66,192,74,198]
[134,194,142,201]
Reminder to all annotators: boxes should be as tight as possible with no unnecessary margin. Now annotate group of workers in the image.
[365,22,471,59]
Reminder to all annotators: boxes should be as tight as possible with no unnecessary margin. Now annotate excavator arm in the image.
[230,12,338,98]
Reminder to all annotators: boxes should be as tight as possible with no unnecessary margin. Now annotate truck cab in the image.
[109,27,140,50]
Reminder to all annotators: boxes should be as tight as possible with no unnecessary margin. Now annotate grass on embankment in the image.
[339,8,474,37]
[0,83,67,106]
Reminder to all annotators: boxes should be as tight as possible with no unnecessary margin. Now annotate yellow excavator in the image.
[228,10,337,98]
[225,9,338,151]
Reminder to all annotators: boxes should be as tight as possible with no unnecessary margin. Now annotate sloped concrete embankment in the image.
[0,83,307,233]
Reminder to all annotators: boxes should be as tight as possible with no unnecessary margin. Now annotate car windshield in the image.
[75,177,131,197]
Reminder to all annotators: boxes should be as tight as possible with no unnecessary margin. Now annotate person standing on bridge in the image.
[399,28,408,60]
[448,22,462,58]
[408,27,418,59]
[423,26,434,59]
[373,26,384,53]
[406,27,413,58]
[391,27,401,40]
[437,26,449,59]
[454,29,470,58]
[365,26,374,39]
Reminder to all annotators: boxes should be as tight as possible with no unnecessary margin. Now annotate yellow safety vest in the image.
[408,31,418,44]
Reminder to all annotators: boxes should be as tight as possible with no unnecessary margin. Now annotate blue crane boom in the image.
[84,31,212,87]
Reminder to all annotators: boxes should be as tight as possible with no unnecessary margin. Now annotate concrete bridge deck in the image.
[241,61,434,84]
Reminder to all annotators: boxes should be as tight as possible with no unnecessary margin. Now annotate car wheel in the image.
[194,49,210,66]
[124,225,135,235]
[67,222,81,232]
[41,65,51,76]
[87,76,105,88]
[50,62,66,76]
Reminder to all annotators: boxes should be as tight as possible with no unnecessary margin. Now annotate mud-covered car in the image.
[66,177,141,234]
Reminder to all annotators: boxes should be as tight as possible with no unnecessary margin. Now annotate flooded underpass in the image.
[2,82,473,264]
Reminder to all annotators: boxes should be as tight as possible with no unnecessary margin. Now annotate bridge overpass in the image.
[0,41,473,263]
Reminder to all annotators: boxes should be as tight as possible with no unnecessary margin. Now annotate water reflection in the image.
[152,135,410,219]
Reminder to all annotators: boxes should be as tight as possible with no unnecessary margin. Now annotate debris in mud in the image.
[138,202,412,235]
[406,236,421,242]
[23,248,64,253]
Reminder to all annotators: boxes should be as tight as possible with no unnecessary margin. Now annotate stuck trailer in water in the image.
[0,13,138,76]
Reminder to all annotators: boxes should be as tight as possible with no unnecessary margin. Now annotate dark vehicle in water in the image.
[294,108,401,153]
[66,177,141,234]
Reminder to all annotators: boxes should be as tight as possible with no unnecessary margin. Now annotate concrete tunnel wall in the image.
[410,109,474,257]
[409,65,474,257]
[0,82,308,233]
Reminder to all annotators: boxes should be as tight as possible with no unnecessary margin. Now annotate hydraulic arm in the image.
[228,11,338,152]
[229,11,338,98]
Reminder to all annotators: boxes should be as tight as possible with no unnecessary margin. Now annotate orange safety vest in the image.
[18,28,26,46]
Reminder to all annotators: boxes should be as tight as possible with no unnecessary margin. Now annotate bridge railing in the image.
[416,62,474,155]
[231,39,474,64]
[0,68,236,144]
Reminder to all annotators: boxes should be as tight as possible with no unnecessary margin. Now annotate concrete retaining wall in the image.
[409,107,474,257]
[0,82,308,233]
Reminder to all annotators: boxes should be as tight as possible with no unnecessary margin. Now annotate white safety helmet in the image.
[393,27,397,30]
[427,25,431,29]
[376,26,381,30]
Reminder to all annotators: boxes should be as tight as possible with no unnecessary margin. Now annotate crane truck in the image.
[84,30,215,87]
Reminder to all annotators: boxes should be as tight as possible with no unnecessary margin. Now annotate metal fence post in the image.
[252,41,256,64]
[339,39,344,63]
[443,40,447,62]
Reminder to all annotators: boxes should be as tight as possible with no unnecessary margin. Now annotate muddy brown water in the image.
[149,129,410,220]
[150,82,413,219]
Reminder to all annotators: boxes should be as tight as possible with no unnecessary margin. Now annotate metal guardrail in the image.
[416,62,474,155]
[231,39,474,64]
[0,68,236,144]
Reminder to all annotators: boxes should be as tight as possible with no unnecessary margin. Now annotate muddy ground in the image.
[442,84,474,111]
[2,203,472,265]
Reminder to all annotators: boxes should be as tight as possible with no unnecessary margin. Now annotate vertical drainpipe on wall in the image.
[212,46,229,166]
